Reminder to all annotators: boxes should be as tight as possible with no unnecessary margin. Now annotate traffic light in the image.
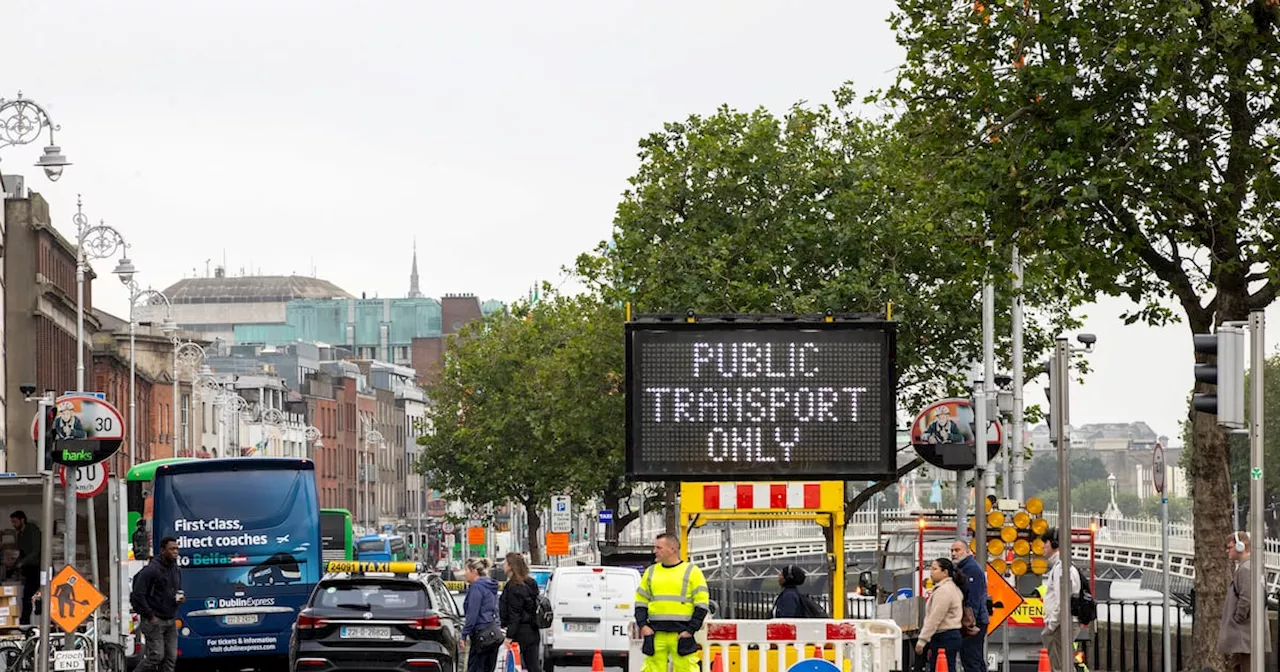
[41,403,58,465]
[1192,327,1245,429]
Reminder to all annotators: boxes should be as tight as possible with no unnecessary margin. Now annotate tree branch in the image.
[845,457,924,518]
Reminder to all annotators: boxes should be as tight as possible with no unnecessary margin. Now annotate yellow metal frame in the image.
[678,481,847,618]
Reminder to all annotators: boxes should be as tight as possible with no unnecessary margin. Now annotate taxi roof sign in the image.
[326,560,424,575]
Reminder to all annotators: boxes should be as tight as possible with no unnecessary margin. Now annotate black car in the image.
[289,567,463,672]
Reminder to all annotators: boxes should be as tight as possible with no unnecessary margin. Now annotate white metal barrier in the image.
[627,620,903,672]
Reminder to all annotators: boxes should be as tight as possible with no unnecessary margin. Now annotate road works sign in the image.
[625,317,897,480]
[48,564,105,633]
[985,563,1025,635]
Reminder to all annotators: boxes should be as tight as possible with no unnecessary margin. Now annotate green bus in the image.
[320,508,354,561]
[125,457,194,559]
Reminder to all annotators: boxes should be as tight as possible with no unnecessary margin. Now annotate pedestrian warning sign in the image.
[48,565,105,633]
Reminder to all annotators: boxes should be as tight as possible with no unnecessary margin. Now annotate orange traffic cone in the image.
[934,649,949,672]
[592,650,605,672]
[711,651,725,672]
[1037,648,1050,672]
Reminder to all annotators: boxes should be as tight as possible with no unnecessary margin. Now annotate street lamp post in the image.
[360,420,384,532]
[173,343,206,456]
[124,281,176,469]
[69,197,131,577]
[0,92,72,181]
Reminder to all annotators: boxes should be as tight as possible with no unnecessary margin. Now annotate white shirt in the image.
[1042,553,1080,632]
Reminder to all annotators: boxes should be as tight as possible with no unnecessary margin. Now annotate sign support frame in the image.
[678,481,845,618]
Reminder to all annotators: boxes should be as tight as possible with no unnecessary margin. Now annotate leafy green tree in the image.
[1139,495,1192,524]
[884,1,1280,664]
[417,292,630,563]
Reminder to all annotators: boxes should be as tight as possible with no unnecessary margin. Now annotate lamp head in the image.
[113,256,137,285]
[35,145,71,181]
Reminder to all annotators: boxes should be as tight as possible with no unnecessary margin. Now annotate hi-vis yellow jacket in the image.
[634,561,711,632]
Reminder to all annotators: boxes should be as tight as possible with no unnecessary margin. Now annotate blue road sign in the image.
[598,510,614,524]
[786,659,841,672]
[63,392,106,400]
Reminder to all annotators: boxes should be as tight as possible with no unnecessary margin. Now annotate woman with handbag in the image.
[462,558,503,672]
[914,558,963,672]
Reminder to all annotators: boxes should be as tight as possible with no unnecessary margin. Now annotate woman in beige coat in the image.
[915,557,964,672]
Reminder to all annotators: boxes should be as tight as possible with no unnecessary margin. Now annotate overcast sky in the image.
[5,1,1276,444]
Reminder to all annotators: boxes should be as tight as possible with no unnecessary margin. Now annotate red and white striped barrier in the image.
[628,619,903,672]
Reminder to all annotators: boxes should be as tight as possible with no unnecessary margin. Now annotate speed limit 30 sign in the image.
[58,462,110,499]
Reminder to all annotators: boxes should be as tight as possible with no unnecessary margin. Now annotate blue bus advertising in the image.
[151,458,320,663]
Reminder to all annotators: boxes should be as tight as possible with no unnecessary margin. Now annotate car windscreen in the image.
[314,581,427,610]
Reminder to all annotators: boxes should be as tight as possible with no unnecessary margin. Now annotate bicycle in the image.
[0,625,94,672]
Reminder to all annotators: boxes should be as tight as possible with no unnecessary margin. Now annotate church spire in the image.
[408,239,423,298]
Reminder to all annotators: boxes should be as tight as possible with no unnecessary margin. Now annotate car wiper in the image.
[334,602,374,611]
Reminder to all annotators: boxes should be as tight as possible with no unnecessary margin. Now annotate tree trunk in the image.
[603,485,622,543]
[1187,308,1237,672]
[525,505,543,565]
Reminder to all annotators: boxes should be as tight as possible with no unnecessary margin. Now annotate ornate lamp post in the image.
[122,280,177,468]
[72,197,133,390]
[0,92,72,180]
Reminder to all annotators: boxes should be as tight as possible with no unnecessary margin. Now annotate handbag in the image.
[473,619,505,650]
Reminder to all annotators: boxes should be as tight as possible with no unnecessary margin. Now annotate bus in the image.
[151,457,321,665]
[125,457,194,560]
[355,533,409,562]
[320,508,354,561]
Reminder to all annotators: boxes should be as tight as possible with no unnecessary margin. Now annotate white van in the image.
[542,566,641,672]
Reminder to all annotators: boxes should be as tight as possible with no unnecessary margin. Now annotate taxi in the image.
[290,560,463,672]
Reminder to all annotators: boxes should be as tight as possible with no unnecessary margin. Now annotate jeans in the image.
[467,638,500,672]
[133,618,178,672]
[19,567,38,625]
[960,627,987,672]
[926,630,962,672]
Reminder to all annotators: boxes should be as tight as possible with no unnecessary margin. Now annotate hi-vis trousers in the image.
[642,631,699,672]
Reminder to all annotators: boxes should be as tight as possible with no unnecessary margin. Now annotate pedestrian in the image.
[130,536,183,672]
[771,565,806,618]
[635,533,711,672]
[461,558,502,672]
[914,558,963,672]
[1217,532,1272,672]
[10,511,41,625]
[950,539,990,672]
[1040,528,1080,672]
[500,552,542,672]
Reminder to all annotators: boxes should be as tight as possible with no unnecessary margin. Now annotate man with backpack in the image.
[771,565,829,619]
[1041,529,1081,672]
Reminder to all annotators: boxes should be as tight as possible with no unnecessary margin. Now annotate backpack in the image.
[1068,564,1096,625]
[799,593,830,619]
[534,592,554,629]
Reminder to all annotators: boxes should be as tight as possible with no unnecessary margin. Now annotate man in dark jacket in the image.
[772,565,807,618]
[130,536,183,672]
[951,539,990,672]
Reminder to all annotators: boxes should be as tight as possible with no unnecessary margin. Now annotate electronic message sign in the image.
[625,320,897,480]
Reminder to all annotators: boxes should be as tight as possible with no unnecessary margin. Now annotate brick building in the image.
[411,294,485,386]
[3,192,99,474]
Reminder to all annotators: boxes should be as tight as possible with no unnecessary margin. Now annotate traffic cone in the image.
[711,651,724,672]
[592,650,604,672]
[934,649,949,672]
[1037,648,1050,672]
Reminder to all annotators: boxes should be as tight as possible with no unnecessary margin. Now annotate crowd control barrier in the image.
[628,620,904,672]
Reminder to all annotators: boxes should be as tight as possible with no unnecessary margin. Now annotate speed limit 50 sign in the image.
[58,462,110,499]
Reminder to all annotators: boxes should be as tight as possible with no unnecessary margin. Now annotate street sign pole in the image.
[1153,443,1170,672]
[1248,311,1265,672]
[36,394,54,672]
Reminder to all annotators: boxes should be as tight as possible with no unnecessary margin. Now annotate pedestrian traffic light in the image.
[1192,327,1245,429]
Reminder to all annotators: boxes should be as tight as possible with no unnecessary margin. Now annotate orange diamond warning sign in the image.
[986,563,1025,635]
[48,565,105,633]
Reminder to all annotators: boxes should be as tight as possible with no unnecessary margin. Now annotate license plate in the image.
[53,651,84,671]
[565,623,597,633]
[341,626,391,639]
[224,614,259,626]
